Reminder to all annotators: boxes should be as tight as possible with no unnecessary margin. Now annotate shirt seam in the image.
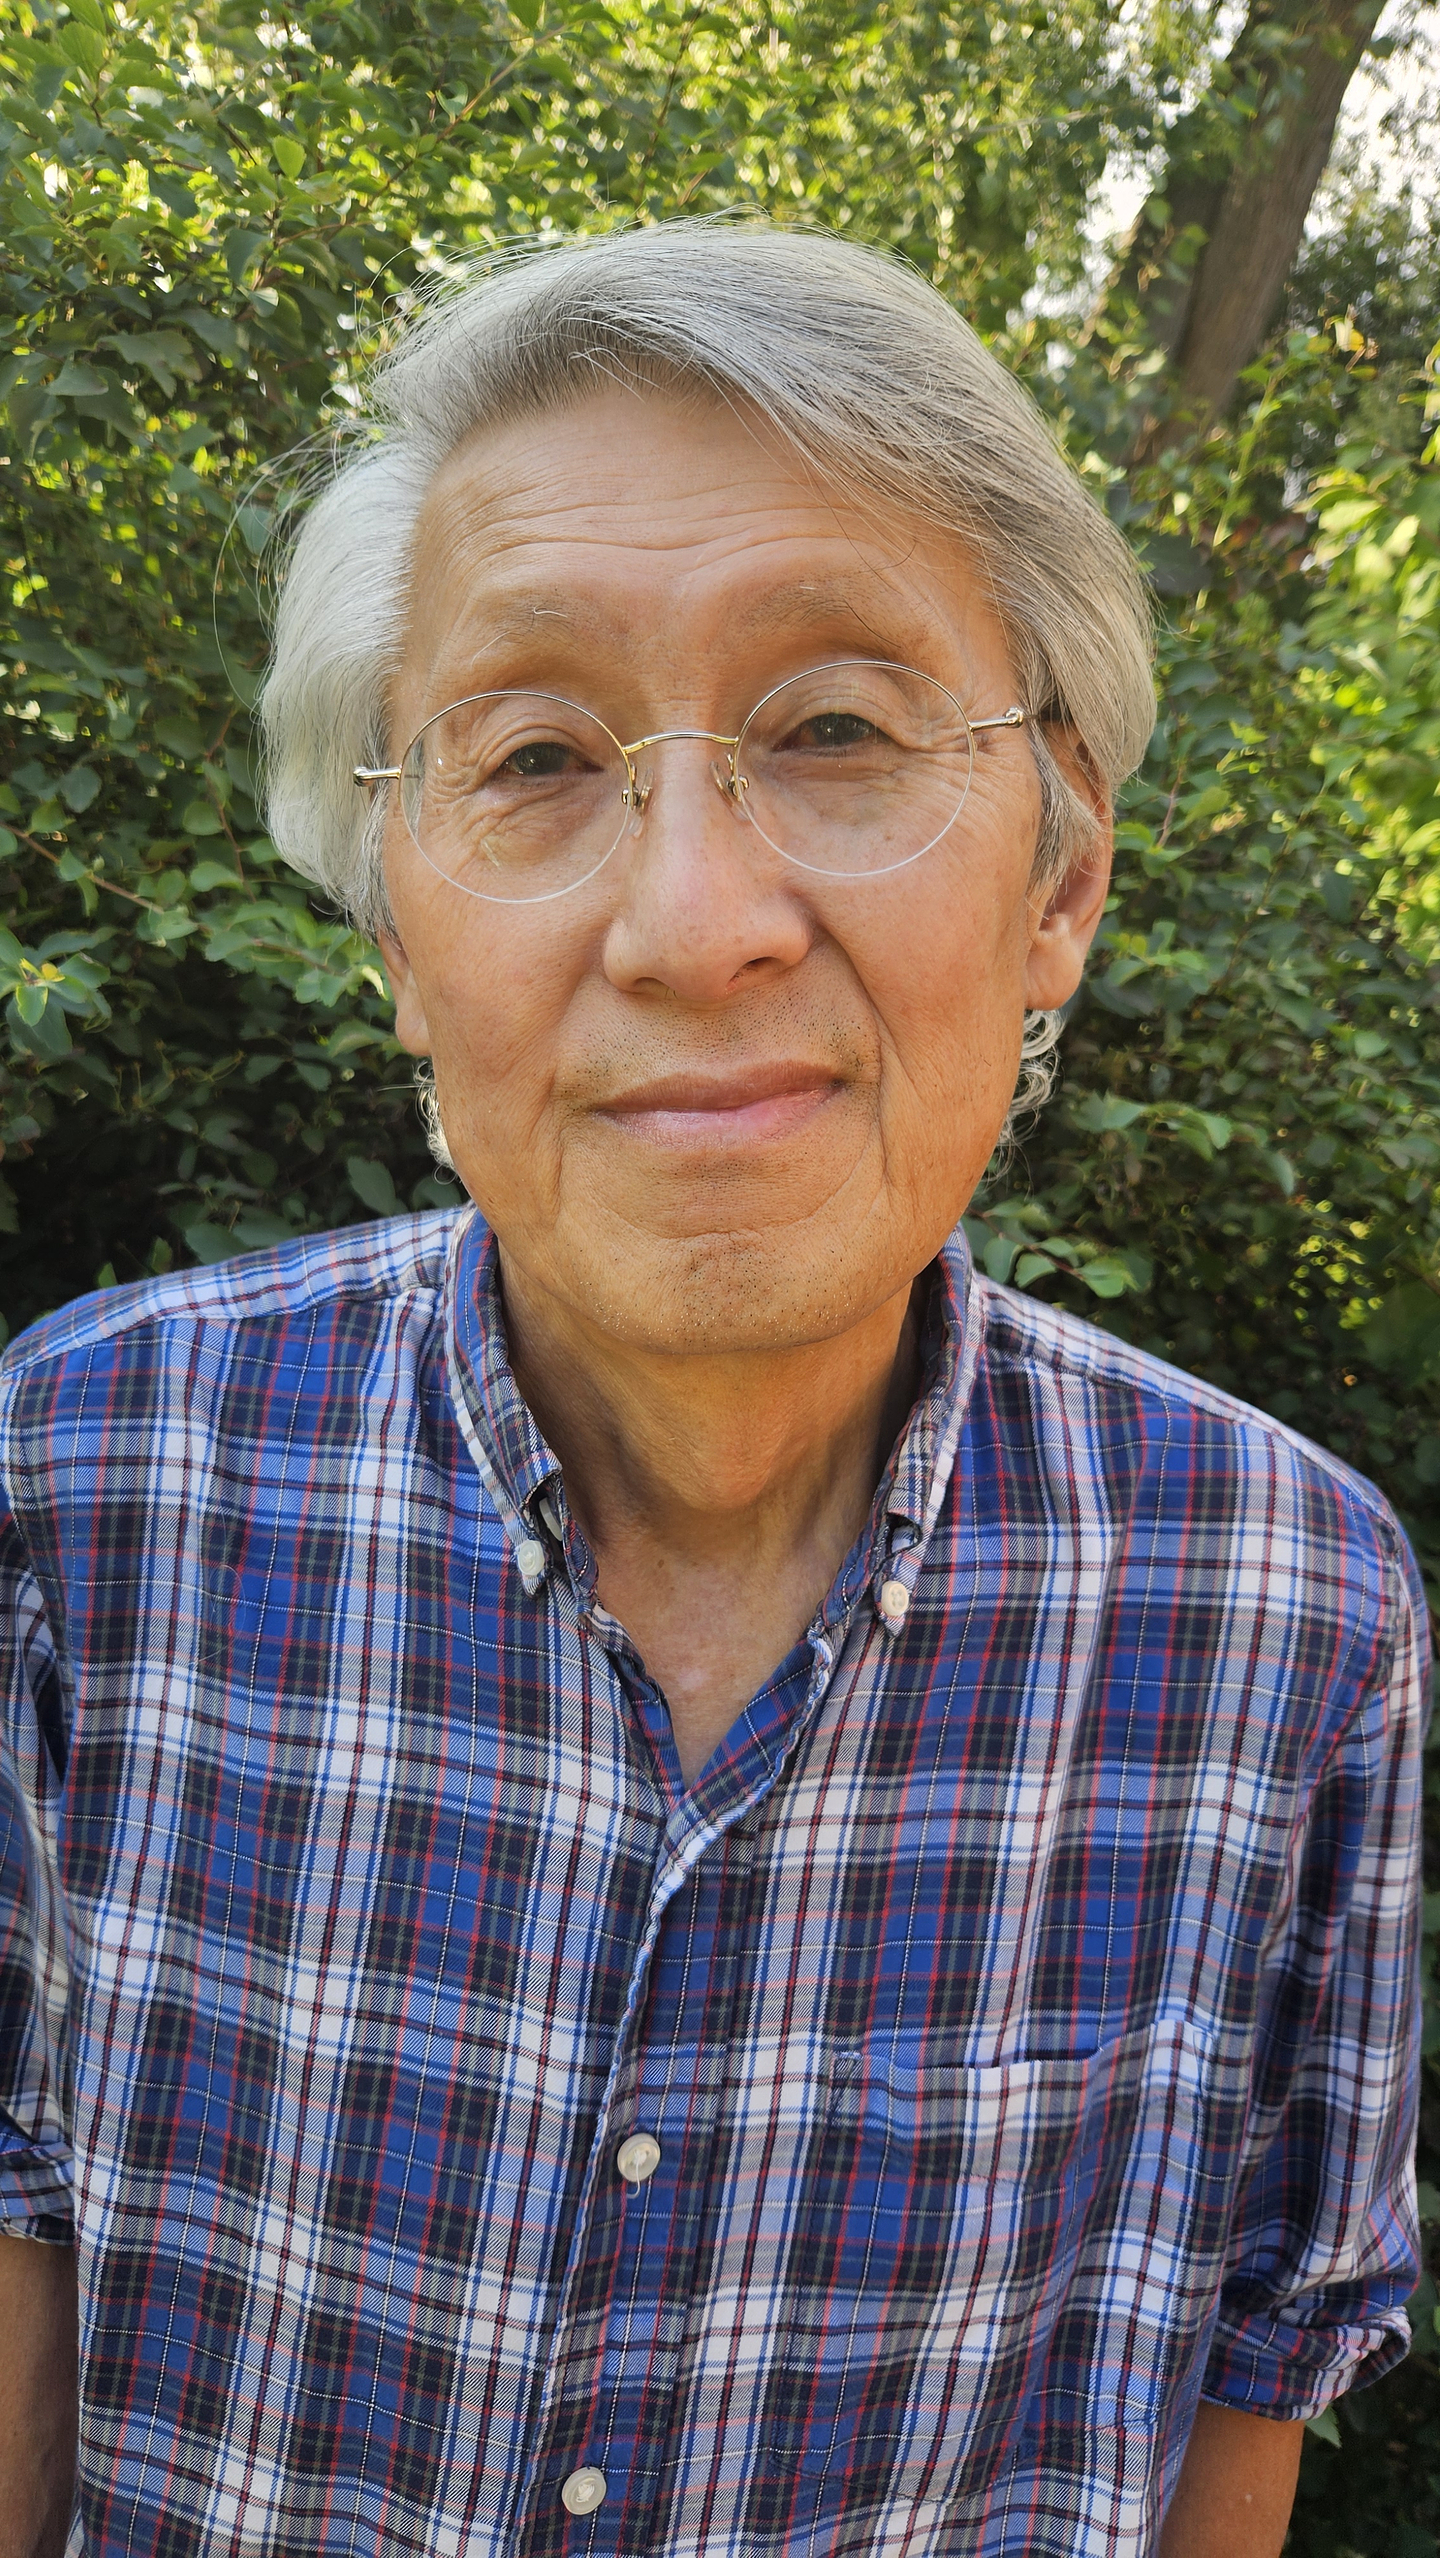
[978,1280,1402,1536]
[0,1213,462,1382]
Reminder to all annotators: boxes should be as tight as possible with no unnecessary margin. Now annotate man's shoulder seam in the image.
[976,1276,1399,1537]
[0,1210,467,1384]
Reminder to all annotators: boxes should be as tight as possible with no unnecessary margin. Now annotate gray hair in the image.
[258,220,1155,1145]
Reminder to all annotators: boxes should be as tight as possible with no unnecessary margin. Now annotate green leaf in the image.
[1166,1108,1233,1160]
[1305,2409,1342,2450]
[1139,532,1207,595]
[59,762,101,811]
[982,1232,1020,1283]
[101,329,197,396]
[1316,497,1380,534]
[1180,784,1229,825]
[6,990,72,1059]
[1012,1252,1057,1290]
[347,1155,400,1217]
[51,359,109,399]
[135,908,200,945]
[232,1211,297,1248]
[1068,1094,1147,1133]
[56,19,103,70]
[272,135,305,179]
[151,173,198,220]
[1076,1255,1149,1300]
[223,230,268,286]
[236,503,272,555]
[179,308,243,359]
[182,1220,237,1265]
[26,61,67,109]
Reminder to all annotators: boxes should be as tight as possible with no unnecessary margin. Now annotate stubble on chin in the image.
[530,1209,913,1359]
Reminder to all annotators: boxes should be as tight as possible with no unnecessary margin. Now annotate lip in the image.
[596,1063,844,1149]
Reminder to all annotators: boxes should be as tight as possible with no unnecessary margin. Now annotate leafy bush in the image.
[1,4,1435,2546]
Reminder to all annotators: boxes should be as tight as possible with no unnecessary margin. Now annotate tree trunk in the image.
[1112,0,1385,454]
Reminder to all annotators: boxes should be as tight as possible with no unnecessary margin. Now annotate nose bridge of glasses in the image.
[619,727,744,820]
[620,725,740,756]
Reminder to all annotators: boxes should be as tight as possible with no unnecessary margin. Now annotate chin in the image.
[569,1227,897,1356]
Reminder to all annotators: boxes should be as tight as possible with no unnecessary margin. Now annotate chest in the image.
[52,1454,1302,2098]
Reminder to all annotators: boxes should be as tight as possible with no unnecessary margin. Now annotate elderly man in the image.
[0,223,1424,2558]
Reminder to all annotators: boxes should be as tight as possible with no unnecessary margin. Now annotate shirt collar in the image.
[442,1206,986,1598]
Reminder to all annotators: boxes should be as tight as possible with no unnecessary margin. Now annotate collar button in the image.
[878,1578,910,1627]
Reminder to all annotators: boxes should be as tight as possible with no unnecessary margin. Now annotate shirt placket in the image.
[441,1213,981,2551]
[511,1624,844,2558]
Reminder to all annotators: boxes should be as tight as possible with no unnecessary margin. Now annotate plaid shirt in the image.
[0,1209,1425,2558]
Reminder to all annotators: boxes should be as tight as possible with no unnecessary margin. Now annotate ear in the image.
[377,924,434,1058]
[1022,730,1114,1012]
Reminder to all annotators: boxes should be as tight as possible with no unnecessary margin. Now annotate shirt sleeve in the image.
[1201,1522,1429,2419]
[0,1505,75,2242]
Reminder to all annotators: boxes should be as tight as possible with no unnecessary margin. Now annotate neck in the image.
[500,1260,922,1569]
[498,1255,923,1785]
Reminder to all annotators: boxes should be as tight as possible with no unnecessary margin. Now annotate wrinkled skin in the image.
[379,387,1112,1359]
[378,386,1111,1786]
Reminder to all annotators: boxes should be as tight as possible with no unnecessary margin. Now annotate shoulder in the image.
[974,1279,1426,1651]
[978,1277,1393,1520]
[0,1211,467,1441]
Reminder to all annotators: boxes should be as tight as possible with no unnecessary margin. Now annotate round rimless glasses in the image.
[354,659,1027,907]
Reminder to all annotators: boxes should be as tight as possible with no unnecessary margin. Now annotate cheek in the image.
[863,854,1032,1112]
[407,916,582,1154]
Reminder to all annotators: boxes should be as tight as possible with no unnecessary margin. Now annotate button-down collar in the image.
[444,1208,986,1635]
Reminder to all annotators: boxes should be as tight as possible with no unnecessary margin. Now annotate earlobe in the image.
[1020,727,1115,1009]
[1022,817,1115,1012]
[377,926,434,1058]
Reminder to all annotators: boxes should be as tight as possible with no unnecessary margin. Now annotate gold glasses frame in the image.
[354,660,1028,903]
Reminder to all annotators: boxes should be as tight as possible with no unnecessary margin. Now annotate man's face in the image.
[379,389,1111,1353]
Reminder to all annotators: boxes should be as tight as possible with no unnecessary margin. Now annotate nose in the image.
[602,739,814,1005]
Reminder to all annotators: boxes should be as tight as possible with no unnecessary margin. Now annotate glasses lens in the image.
[400,693,629,903]
[735,663,975,877]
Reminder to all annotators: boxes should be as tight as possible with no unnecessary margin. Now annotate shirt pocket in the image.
[758,2014,1217,2514]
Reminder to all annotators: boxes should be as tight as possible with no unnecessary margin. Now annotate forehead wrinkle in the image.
[725,575,944,646]
[420,571,954,661]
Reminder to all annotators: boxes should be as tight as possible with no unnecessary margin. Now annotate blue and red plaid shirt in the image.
[0,1209,1425,2558]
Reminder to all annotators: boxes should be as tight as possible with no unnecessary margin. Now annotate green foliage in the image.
[984,379,1440,1606]
[0,0,1155,1316]
[981,345,1440,2554]
[1,5,1437,2547]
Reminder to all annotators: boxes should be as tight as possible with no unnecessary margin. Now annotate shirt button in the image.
[879,1578,910,1624]
[615,2132,662,2185]
[560,2467,607,2515]
[516,1537,547,1580]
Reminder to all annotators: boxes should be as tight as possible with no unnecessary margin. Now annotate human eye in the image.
[491,733,597,784]
[428,700,609,798]
[783,708,887,753]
